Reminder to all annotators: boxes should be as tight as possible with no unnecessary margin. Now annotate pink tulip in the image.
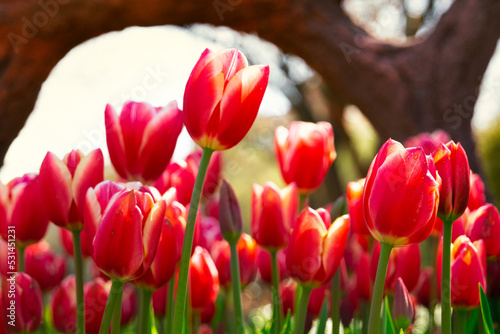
[105,101,183,182]
[467,203,500,257]
[25,241,66,292]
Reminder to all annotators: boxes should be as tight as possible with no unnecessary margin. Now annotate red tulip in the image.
[162,190,187,264]
[404,130,451,155]
[308,284,330,318]
[84,181,166,281]
[105,100,183,182]
[134,218,178,290]
[59,228,91,258]
[2,272,43,333]
[466,203,500,257]
[450,236,487,309]
[211,233,257,287]
[256,247,286,284]
[414,266,433,307]
[468,171,486,211]
[189,247,219,311]
[346,178,371,237]
[50,275,78,333]
[355,251,372,301]
[153,160,197,205]
[275,121,336,193]
[39,149,104,230]
[84,278,109,334]
[432,209,469,241]
[193,214,222,254]
[392,277,415,330]
[280,279,296,316]
[433,141,470,222]
[25,241,66,292]
[152,284,168,317]
[0,174,49,247]
[286,210,349,287]
[278,279,330,318]
[251,182,298,250]
[362,139,440,247]
[0,238,17,277]
[187,150,223,197]
[218,179,242,242]
[183,48,269,151]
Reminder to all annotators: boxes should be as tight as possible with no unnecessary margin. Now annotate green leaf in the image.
[479,283,494,334]
[315,297,329,334]
[466,308,479,334]
[280,311,293,334]
[382,297,396,334]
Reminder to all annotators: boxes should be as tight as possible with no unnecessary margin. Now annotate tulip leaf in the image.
[382,297,397,334]
[280,311,293,334]
[479,284,494,334]
[465,308,479,334]
[315,297,329,334]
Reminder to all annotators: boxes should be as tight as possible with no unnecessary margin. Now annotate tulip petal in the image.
[138,101,183,181]
[71,149,104,216]
[39,152,73,227]
[216,65,269,150]
[142,199,166,271]
[216,49,248,84]
[105,104,128,179]
[119,101,156,178]
[183,49,225,144]
[93,191,144,280]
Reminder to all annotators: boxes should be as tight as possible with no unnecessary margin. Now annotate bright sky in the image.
[0,24,499,183]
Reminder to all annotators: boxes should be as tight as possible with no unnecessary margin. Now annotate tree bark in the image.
[0,0,499,174]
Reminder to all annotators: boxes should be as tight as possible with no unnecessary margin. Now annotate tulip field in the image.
[1,48,500,334]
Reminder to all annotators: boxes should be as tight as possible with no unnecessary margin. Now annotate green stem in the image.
[72,230,85,334]
[229,240,244,334]
[299,193,307,212]
[172,147,214,334]
[453,309,468,334]
[193,311,200,333]
[330,270,341,334]
[294,285,312,334]
[367,242,393,334]
[270,249,283,332]
[316,296,329,334]
[17,245,25,272]
[165,280,175,334]
[442,220,453,334]
[111,282,124,334]
[99,280,124,334]
[139,289,153,334]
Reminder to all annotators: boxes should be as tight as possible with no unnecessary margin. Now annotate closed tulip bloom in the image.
[0,174,49,247]
[467,203,500,257]
[153,160,197,206]
[162,189,187,264]
[218,179,243,243]
[85,182,166,281]
[468,171,486,211]
[84,278,109,334]
[50,275,77,333]
[363,139,440,247]
[251,182,298,250]
[134,218,178,290]
[256,247,286,284]
[183,48,269,151]
[275,121,336,193]
[450,236,487,309]
[2,273,43,333]
[211,233,257,287]
[433,141,470,222]
[25,241,66,292]
[189,247,219,311]
[105,100,183,182]
[286,210,350,287]
[39,149,104,230]
[346,178,371,237]
[392,277,415,330]
[151,284,168,317]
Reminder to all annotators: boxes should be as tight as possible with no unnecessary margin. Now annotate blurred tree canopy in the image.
[0,0,499,189]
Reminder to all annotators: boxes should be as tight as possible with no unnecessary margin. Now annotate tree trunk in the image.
[0,0,499,175]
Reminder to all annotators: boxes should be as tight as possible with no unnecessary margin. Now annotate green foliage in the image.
[382,297,397,334]
[480,284,494,334]
[477,120,500,206]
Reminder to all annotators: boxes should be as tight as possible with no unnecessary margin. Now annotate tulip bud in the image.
[189,247,219,311]
[433,141,470,222]
[2,273,43,333]
[0,174,49,247]
[218,179,242,243]
[363,139,440,247]
[50,275,78,333]
[392,277,415,330]
[183,48,269,151]
[286,210,349,287]
[275,121,336,194]
[466,203,500,257]
[105,101,183,182]
[39,149,104,230]
[25,241,66,292]
[251,182,298,250]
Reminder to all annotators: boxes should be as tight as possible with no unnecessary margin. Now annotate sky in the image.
[0,23,499,183]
